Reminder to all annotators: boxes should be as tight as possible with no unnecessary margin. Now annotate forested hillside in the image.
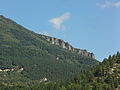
[0,15,98,81]
[0,52,119,90]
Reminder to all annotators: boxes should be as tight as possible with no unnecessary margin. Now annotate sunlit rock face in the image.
[41,35,95,59]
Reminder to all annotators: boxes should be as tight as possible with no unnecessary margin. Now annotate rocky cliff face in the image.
[41,35,95,59]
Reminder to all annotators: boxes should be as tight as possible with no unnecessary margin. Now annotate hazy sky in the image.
[0,0,120,61]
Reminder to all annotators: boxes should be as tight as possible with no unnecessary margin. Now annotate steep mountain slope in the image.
[0,15,98,81]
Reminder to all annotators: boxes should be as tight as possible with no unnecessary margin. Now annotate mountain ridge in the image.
[0,15,95,59]
[41,35,95,59]
[0,15,98,81]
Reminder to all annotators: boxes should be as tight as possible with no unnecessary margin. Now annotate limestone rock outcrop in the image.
[41,35,95,59]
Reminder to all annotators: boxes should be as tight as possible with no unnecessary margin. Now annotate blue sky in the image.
[0,0,120,61]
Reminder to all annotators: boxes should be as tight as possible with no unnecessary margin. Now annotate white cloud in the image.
[49,12,70,30]
[38,32,50,36]
[98,1,120,8]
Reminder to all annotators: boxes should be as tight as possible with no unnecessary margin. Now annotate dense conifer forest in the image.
[0,52,119,90]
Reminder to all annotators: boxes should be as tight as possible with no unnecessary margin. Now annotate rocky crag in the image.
[41,35,95,59]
